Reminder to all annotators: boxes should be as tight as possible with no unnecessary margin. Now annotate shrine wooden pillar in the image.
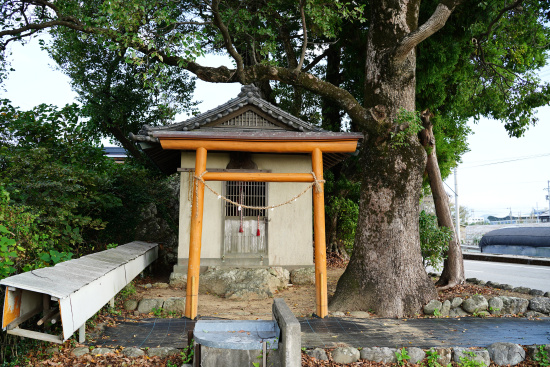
[185,147,207,319]
[312,148,328,318]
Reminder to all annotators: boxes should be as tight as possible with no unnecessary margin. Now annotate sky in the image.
[1,38,550,219]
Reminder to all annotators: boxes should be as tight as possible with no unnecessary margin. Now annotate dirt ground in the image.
[127,267,344,320]
[124,264,535,321]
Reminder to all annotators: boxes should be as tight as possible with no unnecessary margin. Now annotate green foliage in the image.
[120,282,137,298]
[0,100,178,259]
[395,347,411,366]
[0,100,116,254]
[458,351,486,367]
[423,349,444,367]
[430,114,471,183]
[417,0,550,138]
[534,345,550,367]
[0,187,72,278]
[391,109,424,148]
[0,224,18,278]
[419,210,453,270]
[152,307,164,317]
[38,250,73,266]
[48,25,197,154]
[324,169,360,252]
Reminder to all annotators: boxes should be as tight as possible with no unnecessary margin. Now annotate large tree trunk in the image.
[329,0,437,317]
[330,139,436,316]
[420,112,465,288]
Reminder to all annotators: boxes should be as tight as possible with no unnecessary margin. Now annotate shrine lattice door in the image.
[223,181,267,258]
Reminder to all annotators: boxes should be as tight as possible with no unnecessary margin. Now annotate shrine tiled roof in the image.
[130,84,362,174]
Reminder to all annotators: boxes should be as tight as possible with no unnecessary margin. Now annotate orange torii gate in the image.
[156,135,361,319]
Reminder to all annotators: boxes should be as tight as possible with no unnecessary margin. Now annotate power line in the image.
[444,180,456,196]
[462,153,550,169]
[464,152,550,165]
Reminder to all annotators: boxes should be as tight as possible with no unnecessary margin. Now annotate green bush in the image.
[324,169,360,254]
[0,187,72,277]
[0,100,177,259]
[419,210,453,270]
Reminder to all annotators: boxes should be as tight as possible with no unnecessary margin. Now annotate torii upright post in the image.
[312,148,328,318]
[185,147,207,319]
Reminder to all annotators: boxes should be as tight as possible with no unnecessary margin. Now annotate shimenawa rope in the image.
[191,170,325,212]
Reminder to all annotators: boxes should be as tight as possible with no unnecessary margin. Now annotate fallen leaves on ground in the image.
[436,281,532,302]
[23,343,188,367]
[327,252,349,268]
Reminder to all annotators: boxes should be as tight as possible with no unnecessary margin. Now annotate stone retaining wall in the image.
[423,277,550,318]
[311,344,550,366]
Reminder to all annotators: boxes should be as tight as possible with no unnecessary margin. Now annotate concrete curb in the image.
[463,252,550,267]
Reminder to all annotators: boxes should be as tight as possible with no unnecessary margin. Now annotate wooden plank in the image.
[64,264,127,340]
[7,327,63,344]
[185,147,207,319]
[160,139,358,154]
[2,288,21,329]
[177,168,270,173]
[6,304,41,330]
[312,148,328,318]
[37,308,59,326]
[203,172,315,182]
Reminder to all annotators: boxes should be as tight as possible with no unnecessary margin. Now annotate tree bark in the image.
[420,111,465,288]
[330,138,436,317]
[329,0,437,317]
[321,43,342,131]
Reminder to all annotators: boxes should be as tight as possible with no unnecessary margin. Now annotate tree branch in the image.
[303,47,331,73]
[210,0,245,83]
[394,0,463,62]
[272,11,299,70]
[475,0,524,42]
[295,0,308,73]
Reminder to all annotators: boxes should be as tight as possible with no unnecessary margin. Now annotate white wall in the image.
[252,154,313,267]
[178,152,229,263]
[177,152,314,271]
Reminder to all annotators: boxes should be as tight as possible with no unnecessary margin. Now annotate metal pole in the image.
[454,167,460,244]
[547,180,550,218]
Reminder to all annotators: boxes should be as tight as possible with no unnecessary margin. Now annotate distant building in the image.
[103,147,127,163]
[469,217,487,225]
[541,210,550,223]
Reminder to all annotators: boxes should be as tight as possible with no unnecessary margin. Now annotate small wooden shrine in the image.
[131,85,362,318]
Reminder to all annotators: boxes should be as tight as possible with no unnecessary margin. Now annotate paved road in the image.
[429,259,550,293]
[463,260,550,293]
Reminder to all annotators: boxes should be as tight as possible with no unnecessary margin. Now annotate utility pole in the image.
[546,181,550,216]
[454,167,460,243]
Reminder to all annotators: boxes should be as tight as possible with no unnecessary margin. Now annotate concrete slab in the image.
[194,320,279,350]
